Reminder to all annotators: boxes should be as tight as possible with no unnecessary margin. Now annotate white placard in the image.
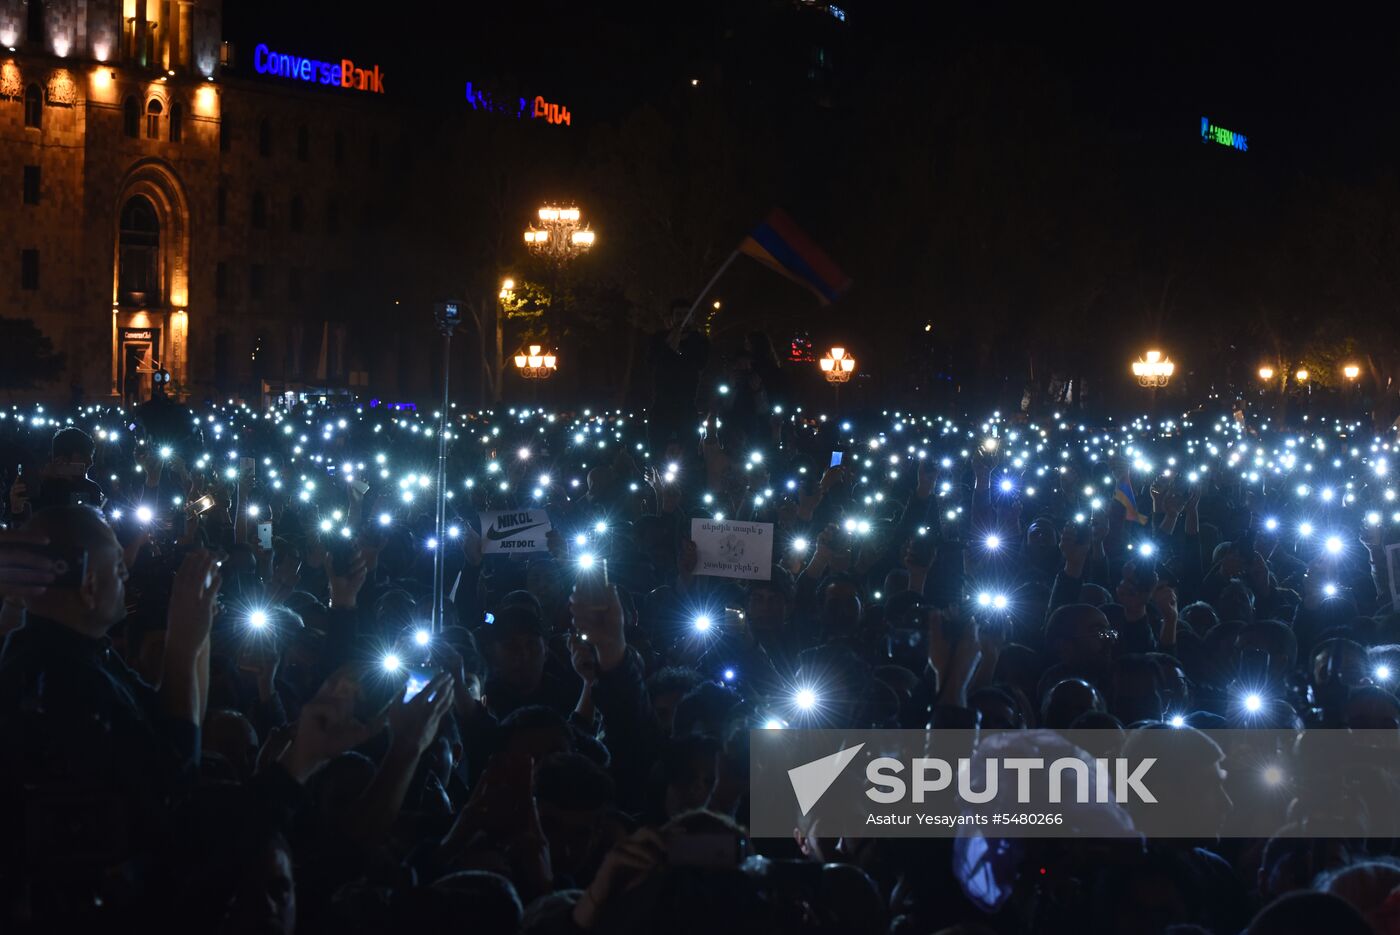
[479,508,552,554]
[690,518,774,580]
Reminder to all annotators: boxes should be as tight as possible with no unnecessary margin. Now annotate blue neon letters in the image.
[1201,116,1247,151]
[253,43,385,94]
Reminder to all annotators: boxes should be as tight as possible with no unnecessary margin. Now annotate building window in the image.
[249,264,266,299]
[333,130,345,166]
[326,200,339,234]
[258,116,272,157]
[170,101,183,142]
[219,114,230,152]
[289,195,304,232]
[26,0,44,46]
[288,268,303,302]
[215,261,227,299]
[118,196,160,305]
[20,249,39,290]
[145,99,163,139]
[22,165,40,205]
[297,124,309,161]
[216,185,227,225]
[251,191,267,229]
[23,85,41,129]
[123,96,140,138]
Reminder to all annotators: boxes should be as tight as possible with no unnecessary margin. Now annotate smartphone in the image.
[239,457,255,480]
[829,451,843,468]
[257,522,273,550]
[403,669,435,703]
[351,479,370,496]
[575,557,610,609]
[667,831,742,869]
[188,494,216,515]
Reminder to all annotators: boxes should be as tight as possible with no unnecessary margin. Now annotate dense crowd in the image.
[3,385,1400,935]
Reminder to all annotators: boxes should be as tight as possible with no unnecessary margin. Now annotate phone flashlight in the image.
[382,653,401,673]
[722,668,736,682]
[792,537,809,553]
[594,521,608,534]
[984,534,1001,550]
[248,610,269,629]
[159,446,173,459]
[578,553,597,570]
[136,505,154,524]
[413,628,431,647]
[1375,664,1392,682]
[1243,692,1263,713]
[794,687,818,711]
[694,615,712,633]
[1169,714,1186,728]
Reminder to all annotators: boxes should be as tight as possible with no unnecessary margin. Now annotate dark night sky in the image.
[220,1,1400,179]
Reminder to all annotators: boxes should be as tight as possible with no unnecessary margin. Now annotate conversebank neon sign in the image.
[253,43,385,94]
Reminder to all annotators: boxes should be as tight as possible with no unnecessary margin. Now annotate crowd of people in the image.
[2,387,1400,934]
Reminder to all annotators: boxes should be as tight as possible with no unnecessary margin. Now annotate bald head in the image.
[21,505,127,634]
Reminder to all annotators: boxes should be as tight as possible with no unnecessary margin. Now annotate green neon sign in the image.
[1201,117,1247,151]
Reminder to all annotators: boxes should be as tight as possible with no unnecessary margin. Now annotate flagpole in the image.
[670,250,739,347]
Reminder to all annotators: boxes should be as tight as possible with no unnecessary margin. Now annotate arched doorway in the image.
[110,161,191,403]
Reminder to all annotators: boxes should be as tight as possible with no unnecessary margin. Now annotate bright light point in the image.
[694,615,712,632]
[249,611,268,629]
[379,513,392,526]
[1323,583,1338,597]
[763,719,784,730]
[1169,715,1185,728]
[993,594,1008,609]
[578,553,596,570]
[1298,522,1313,538]
[985,535,1001,550]
[999,479,1013,492]
[1262,766,1284,786]
[794,688,817,711]
[1264,517,1279,531]
[247,505,260,518]
[793,537,809,553]
[414,629,431,646]
[723,668,736,681]
[594,521,608,534]
[1376,665,1392,682]
[574,533,587,546]
[426,538,438,550]
[319,519,333,532]
[159,446,173,459]
[1244,693,1263,713]
[136,506,154,524]
[1140,543,1155,557]
[518,447,531,460]
[1325,536,1343,555]
[382,654,401,673]
[977,592,992,606]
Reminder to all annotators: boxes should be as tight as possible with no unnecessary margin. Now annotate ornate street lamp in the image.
[524,205,596,263]
[1257,366,1274,382]
[819,347,856,383]
[513,344,558,380]
[1343,364,1360,381]
[1131,349,1175,388]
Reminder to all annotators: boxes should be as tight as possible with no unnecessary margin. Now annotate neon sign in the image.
[465,81,571,127]
[253,43,385,94]
[1201,116,1246,151]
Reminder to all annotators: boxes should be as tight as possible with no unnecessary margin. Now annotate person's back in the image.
[0,506,199,923]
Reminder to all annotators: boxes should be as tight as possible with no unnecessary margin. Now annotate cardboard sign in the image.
[690,518,773,580]
[480,509,552,554]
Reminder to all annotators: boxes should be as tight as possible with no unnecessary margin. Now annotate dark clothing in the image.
[0,615,199,911]
[32,472,104,511]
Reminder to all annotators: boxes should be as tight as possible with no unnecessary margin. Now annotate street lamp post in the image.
[524,205,597,265]
[1131,350,1175,388]
[820,346,856,407]
[513,345,558,380]
[430,301,463,634]
[494,278,515,403]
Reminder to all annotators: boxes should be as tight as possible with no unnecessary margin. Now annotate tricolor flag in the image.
[1115,478,1148,525]
[739,209,852,305]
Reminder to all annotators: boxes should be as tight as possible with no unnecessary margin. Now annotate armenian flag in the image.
[738,209,852,305]
[1115,478,1149,525]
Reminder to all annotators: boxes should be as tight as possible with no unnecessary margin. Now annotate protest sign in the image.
[690,518,774,580]
[480,508,552,554]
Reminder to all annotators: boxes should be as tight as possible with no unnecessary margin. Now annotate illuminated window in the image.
[258,116,272,157]
[145,98,162,139]
[118,196,159,305]
[23,85,41,129]
[170,101,183,142]
[20,249,39,290]
[251,191,267,229]
[123,96,139,137]
[22,165,40,205]
[289,195,304,232]
[297,124,309,161]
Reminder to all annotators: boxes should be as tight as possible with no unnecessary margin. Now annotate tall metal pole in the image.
[432,329,451,633]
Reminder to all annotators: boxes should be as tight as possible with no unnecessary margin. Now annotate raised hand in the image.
[279,669,385,782]
[166,548,222,657]
[325,547,368,609]
[387,672,455,760]
[570,582,626,672]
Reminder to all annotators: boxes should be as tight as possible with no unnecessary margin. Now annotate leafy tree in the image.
[0,317,65,395]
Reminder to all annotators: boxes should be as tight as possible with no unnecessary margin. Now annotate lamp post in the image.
[1131,349,1175,388]
[820,346,856,407]
[1343,364,1360,381]
[524,205,597,265]
[513,345,558,380]
[430,301,463,634]
[1257,366,1274,382]
[493,277,515,403]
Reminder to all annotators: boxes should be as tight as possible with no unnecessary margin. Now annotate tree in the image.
[0,317,65,396]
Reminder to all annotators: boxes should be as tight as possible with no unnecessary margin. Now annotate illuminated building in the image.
[0,0,412,402]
